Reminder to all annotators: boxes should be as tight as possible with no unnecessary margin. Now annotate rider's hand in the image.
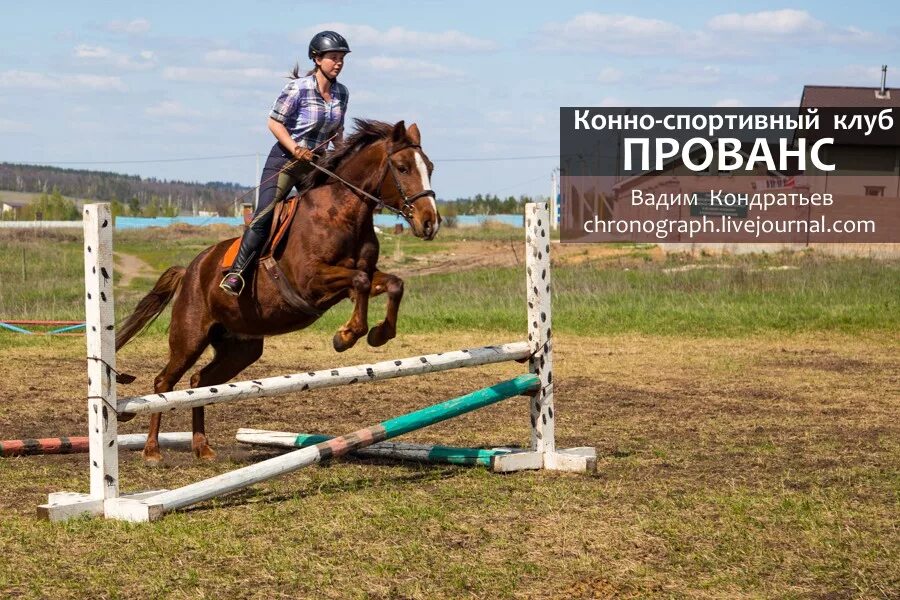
[292,145,314,162]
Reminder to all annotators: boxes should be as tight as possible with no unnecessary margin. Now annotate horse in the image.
[114,119,441,463]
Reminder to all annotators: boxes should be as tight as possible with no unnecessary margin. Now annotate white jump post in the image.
[37,205,168,521]
[39,201,595,522]
[492,202,594,472]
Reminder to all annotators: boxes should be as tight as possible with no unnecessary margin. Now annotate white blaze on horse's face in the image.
[408,149,440,240]
[414,150,439,237]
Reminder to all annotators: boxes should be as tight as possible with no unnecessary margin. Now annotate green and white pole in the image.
[236,428,519,467]
[113,374,539,521]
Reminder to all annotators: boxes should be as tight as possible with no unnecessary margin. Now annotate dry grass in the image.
[0,330,897,598]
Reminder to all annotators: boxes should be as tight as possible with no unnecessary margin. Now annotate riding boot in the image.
[219,153,313,296]
[219,210,275,296]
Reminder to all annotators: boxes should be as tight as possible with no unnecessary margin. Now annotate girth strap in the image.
[261,257,324,317]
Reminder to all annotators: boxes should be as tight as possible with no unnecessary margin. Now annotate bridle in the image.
[232,138,436,225]
[307,143,436,222]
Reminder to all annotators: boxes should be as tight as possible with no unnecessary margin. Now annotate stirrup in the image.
[219,272,246,297]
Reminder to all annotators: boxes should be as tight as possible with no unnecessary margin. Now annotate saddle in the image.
[220,196,323,316]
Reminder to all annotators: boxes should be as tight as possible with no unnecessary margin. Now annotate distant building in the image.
[799,75,900,198]
[1,199,28,218]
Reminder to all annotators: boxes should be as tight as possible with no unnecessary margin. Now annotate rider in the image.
[220,30,351,296]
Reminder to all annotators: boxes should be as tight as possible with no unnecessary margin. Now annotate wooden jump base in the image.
[39,202,596,522]
[1,433,191,457]
[237,429,519,466]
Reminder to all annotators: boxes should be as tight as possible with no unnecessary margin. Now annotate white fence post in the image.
[526,202,556,455]
[84,203,120,501]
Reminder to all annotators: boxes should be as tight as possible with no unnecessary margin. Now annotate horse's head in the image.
[305,119,441,240]
[380,121,440,240]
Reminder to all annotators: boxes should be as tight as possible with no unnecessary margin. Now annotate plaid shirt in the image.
[269,74,348,150]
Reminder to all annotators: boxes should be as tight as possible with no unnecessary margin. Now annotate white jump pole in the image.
[117,343,531,416]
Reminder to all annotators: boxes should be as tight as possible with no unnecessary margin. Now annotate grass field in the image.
[0,225,897,598]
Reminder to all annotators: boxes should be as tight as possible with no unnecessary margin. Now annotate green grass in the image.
[0,229,85,321]
[1,227,898,344]
[114,227,234,271]
[0,223,897,598]
[302,251,898,337]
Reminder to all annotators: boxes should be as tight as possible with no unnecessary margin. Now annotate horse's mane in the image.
[296,119,393,196]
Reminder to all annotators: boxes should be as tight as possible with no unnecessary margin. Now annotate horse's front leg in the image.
[318,265,372,352]
[367,270,404,347]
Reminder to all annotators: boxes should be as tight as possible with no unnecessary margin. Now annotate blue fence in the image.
[112,213,524,230]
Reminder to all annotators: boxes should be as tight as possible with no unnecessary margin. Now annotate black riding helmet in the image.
[308,31,351,60]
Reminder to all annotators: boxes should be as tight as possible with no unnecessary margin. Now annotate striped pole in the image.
[236,428,518,467]
[117,342,531,416]
[133,374,539,518]
[1,433,193,457]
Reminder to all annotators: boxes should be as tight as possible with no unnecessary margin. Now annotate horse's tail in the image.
[115,266,186,351]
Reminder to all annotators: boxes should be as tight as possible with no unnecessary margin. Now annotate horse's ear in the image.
[407,123,421,145]
[391,120,407,144]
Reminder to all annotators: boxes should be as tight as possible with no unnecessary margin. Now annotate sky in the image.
[0,0,897,199]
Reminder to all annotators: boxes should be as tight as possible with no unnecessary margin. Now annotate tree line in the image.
[438,194,544,216]
[0,163,250,216]
[1,163,547,219]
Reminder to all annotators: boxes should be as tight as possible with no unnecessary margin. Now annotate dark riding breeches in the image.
[231,143,315,273]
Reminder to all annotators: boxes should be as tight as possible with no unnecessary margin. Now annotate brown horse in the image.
[115,119,440,462]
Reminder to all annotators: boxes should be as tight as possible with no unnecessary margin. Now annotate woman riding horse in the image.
[220,30,351,296]
[116,118,440,463]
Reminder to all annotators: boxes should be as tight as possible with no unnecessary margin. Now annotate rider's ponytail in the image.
[289,63,318,79]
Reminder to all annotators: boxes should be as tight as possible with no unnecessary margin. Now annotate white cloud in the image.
[806,64,885,87]
[204,49,269,67]
[159,122,203,135]
[707,10,890,48]
[362,56,463,80]
[299,23,497,52]
[597,67,623,84]
[145,101,202,118]
[707,9,823,35]
[73,44,156,70]
[0,70,126,92]
[538,10,889,59]
[713,98,745,107]
[105,18,151,35]
[824,26,889,47]
[162,66,281,85]
[221,88,277,104]
[0,118,32,133]
[0,70,57,89]
[538,13,701,56]
[67,74,128,91]
[646,65,722,88]
[74,44,111,59]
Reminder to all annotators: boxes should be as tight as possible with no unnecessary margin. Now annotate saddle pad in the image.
[221,196,300,270]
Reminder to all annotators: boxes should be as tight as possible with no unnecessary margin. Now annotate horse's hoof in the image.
[142,448,163,464]
[191,440,216,460]
[367,324,394,347]
[194,445,217,461]
[117,412,136,423]
[332,330,358,352]
[116,372,137,384]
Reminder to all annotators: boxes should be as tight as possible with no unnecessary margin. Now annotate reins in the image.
[232,137,435,226]
[307,143,435,223]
